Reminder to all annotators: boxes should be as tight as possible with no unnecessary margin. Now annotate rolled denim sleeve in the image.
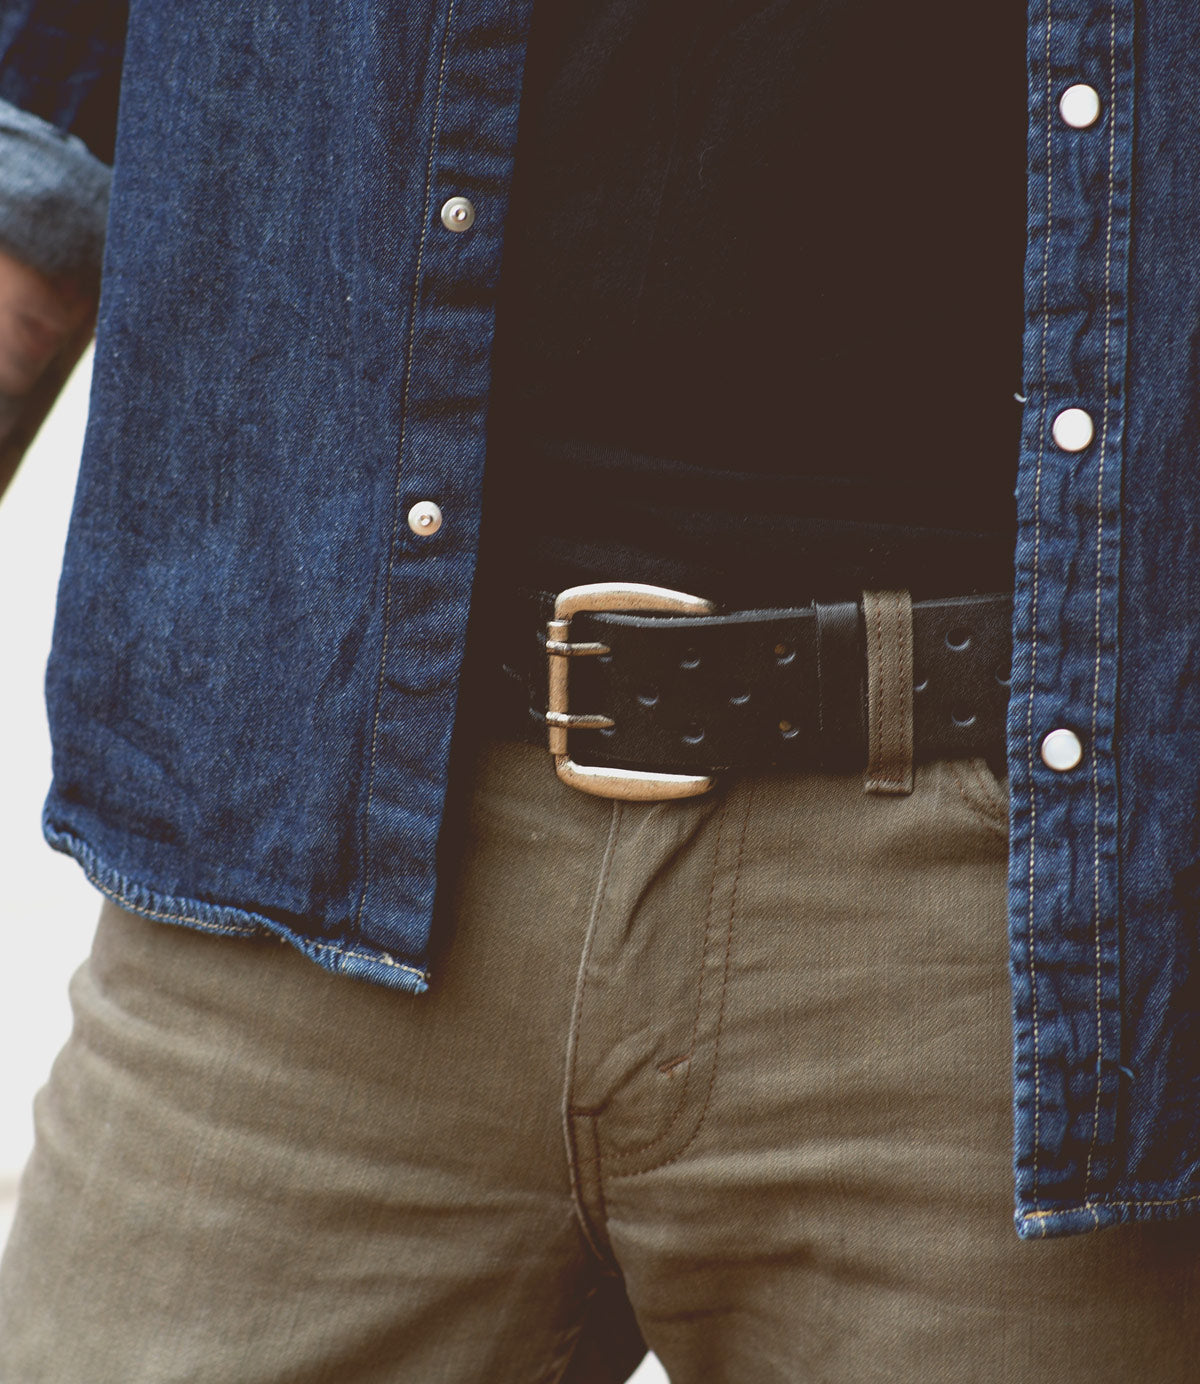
[0,97,110,292]
[0,4,127,489]
[0,0,128,284]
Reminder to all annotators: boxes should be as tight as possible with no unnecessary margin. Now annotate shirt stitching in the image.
[1025,1191,1200,1220]
[1025,0,1054,1209]
[85,872,428,981]
[91,874,254,937]
[354,0,459,936]
[1084,0,1120,1205]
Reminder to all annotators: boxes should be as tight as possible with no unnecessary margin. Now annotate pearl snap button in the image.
[1052,407,1095,453]
[440,196,475,232]
[1041,728,1083,772]
[1059,84,1101,129]
[407,501,443,536]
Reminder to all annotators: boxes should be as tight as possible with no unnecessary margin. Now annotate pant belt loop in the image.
[861,589,914,796]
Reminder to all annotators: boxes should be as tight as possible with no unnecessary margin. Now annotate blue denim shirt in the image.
[1,0,1196,1241]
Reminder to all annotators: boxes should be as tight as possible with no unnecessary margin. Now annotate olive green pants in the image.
[2,739,1198,1382]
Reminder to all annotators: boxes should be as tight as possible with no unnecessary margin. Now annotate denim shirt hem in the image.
[42,817,432,996]
[1016,1193,1200,1241]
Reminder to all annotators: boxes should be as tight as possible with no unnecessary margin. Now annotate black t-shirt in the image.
[479,0,1025,606]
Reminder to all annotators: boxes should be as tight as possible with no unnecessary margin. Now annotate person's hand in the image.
[0,245,93,449]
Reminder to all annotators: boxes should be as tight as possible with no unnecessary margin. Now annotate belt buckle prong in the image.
[547,582,717,801]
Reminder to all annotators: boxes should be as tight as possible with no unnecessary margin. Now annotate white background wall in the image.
[0,350,103,1246]
[0,357,668,1382]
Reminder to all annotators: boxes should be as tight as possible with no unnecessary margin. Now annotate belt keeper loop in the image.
[861,589,914,796]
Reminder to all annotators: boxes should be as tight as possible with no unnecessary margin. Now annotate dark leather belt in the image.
[489,582,1012,800]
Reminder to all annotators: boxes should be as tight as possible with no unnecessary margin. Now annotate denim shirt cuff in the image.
[0,98,110,294]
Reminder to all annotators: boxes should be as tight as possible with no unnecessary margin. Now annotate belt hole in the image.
[682,722,705,745]
[774,641,795,664]
[681,647,701,670]
[730,690,751,706]
[946,627,971,652]
[995,664,1011,687]
[914,675,929,694]
[951,703,977,727]
[636,687,659,707]
[779,719,799,739]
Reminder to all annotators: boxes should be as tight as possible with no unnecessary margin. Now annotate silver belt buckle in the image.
[546,582,717,800]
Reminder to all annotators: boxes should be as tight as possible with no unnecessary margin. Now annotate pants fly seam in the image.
[608,784,752,1182]
[607,792,732,1161]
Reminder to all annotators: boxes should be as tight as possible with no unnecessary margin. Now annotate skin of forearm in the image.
[0,246,93,444]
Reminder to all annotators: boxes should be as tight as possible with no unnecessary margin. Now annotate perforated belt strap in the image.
[861,589,914,796]
[814,598,864,771]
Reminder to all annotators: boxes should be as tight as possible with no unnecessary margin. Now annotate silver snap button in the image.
[440,197,475,232]
[407,501,443,537]
[1059,84,1102,129]
[1041,728,1083,772]
[1051,407,1094,453]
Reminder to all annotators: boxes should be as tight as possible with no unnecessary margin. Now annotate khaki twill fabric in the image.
[3,742,1200,1382]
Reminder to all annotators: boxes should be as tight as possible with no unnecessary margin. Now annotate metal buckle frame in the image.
[547,582,717,800]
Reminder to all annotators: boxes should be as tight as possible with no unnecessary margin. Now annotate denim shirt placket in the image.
[1008,0,1133,1238]
[340,0,535,989]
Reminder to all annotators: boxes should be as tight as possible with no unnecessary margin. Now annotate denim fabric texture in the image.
[2,0,1199,1240]
[1007,0,1187,1241]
